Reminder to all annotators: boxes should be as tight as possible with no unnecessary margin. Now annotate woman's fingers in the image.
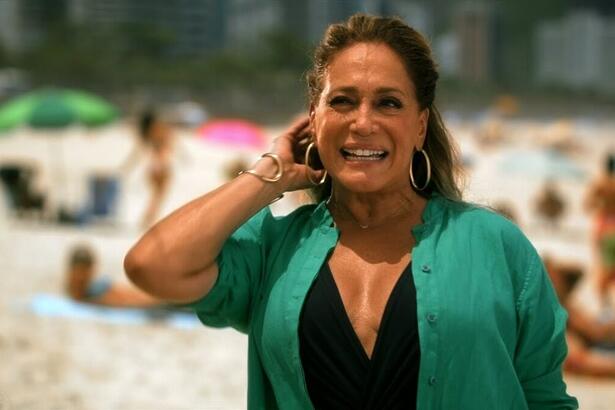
[260,115,326,192]
[283,116,310,141]
[270,115,312,164]
[284,163,327,192]
[292,136,311,163]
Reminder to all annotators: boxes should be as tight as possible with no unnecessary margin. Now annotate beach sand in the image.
[1,119,614,409]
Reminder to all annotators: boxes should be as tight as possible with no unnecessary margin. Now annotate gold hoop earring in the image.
[409,148,431,191]
[305,142,328,186]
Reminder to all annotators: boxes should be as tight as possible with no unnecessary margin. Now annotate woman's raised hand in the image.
[258,116,326,193]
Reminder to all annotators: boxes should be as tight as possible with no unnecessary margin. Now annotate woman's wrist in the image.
[237,154,288,200]
[251,155,282,180]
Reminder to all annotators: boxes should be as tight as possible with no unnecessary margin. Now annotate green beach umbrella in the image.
[0,88,119,131]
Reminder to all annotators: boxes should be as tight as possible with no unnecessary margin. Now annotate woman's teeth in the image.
[341,148,387,160]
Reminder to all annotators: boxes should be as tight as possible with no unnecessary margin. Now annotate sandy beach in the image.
[1,118,614,409]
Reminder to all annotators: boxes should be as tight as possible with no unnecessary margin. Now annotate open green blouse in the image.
[190,195,578,409]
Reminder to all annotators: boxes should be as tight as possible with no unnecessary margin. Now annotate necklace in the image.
[327,196,411,230]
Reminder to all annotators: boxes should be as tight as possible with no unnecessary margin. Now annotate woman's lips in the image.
[340,148,388,161]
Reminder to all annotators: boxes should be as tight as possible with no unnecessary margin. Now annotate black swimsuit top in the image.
[299,259,420,409]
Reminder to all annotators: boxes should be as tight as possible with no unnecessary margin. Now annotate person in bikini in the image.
[586,153,615,311]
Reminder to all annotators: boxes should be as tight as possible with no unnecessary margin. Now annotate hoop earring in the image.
[305,142,328,186]
[409,148,431,191]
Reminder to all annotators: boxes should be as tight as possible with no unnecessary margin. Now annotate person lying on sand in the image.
[544,256,615,377]
[66,244,161,308]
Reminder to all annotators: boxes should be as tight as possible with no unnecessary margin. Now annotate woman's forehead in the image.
[322,42,415,95]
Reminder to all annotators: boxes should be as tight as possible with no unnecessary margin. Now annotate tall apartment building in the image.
[0,0,66,55]
[67,0,227,55]
[0,0,22,53]
[454,2,498,83]
[227,0,382,48]
[381,0,432,37]
[536,10,615,94]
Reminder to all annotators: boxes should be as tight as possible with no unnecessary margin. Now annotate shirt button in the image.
[421,264,431,273]
[426,313,437,323]
[428,376,437,386]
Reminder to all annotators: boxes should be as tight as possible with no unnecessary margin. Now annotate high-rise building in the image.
[433,32,459,77]
[227,0,376,49]
[227,0,281,49]
[224,0,436,52]
[535,10,614,94]
[0,0,23,53]
[382,0,432,38]
[66,0,227,55]
[564,11,603,88]
[454,2,497,83]
[281,0,389,44]
[601,19,615,93]
[535,21,566,85]
[0,0,66,54]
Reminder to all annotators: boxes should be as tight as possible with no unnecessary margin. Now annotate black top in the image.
[299,259,420,410]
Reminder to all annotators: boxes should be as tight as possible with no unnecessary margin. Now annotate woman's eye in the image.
[329,96,353,106]
[379,98,402,109]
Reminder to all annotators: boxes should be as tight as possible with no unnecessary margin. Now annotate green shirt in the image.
[190,195,578,409]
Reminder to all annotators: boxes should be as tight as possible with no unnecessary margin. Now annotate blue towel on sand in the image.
[29,294,199,328]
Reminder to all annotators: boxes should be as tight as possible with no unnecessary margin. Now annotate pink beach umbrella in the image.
[197,119,267,150]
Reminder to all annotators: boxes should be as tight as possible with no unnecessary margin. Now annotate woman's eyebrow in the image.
[327,86,408,97]
[328,86,358,94]
[375,87,407,97]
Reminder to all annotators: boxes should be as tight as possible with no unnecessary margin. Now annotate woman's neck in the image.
[328,184,427,230]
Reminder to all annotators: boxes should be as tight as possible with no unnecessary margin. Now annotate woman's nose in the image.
[349,103,377,137]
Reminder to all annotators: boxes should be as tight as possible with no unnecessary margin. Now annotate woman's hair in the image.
[305,14,464,202]
[68,244,95,268]
[138,109,157,143]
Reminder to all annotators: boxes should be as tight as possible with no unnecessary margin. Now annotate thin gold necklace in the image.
[327,196,411,230]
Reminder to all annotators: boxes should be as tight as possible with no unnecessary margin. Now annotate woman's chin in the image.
[334,176,393,195]
[330,169,413,194]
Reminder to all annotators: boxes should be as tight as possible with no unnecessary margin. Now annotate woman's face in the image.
[311,42,428,195]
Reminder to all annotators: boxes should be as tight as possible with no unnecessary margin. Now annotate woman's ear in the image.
[418,108,429,147]
[309,104,316,133]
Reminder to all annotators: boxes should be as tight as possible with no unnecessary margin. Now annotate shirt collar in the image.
[311,200,334,230]
[309,192,449,235]
[411,194,440,238]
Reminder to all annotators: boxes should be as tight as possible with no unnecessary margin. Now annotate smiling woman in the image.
[310,42,431,207]
[124,14,578,410]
